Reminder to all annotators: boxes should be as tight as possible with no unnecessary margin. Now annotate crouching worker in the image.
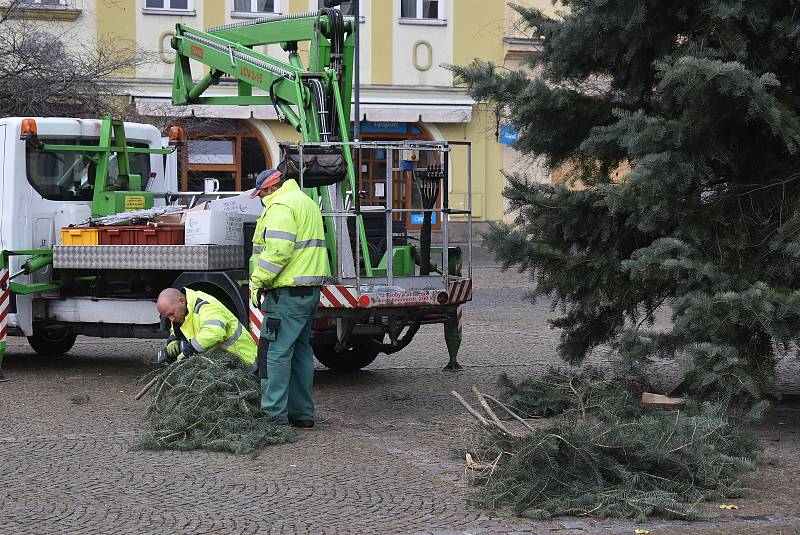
[156,287,256,369]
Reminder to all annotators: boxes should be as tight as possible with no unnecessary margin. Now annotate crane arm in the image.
[170,10,373,276]
[171,25,303,107]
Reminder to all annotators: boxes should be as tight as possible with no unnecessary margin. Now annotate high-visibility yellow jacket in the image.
[172,288,256,366]
[251,179,330,290]
[253,196,269,247]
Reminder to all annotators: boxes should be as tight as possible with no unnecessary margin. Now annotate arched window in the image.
[178,119,270,192]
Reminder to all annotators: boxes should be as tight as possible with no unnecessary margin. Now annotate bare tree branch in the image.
[0,0,25,24]
[0,16,154,118]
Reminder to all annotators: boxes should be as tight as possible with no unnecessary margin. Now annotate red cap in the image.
[250,169,282,198]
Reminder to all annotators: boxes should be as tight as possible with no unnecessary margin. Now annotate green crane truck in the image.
[0,8,473,377]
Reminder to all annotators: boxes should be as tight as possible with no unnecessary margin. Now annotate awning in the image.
[134,95,473,124]
[359,102,471,123]
[134,98,278,120]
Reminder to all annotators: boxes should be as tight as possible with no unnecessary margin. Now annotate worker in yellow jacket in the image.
[156,287,256,367]
[249,168,329,427]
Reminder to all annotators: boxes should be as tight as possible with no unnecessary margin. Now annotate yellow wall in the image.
[447,1,507,222]
[203,0,225,30]
[200,0,225,75]
[509,0,560,21]
[371,0,393,84]
[453,0,506,67]
[96,0,137,77]
[264,121,301,143]
[478,107,505,222]
[288,0,311,65]
[436,105,504,222]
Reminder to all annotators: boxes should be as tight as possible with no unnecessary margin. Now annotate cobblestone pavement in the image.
[1,247,800,534]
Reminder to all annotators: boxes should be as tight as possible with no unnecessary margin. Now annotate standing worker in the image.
[156,287,257,367]
[250,168,329,428]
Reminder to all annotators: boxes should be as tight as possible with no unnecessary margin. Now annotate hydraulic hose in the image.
[306,78,331,141]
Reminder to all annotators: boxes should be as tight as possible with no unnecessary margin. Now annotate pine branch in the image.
[460,369,762,521]
[135,352,296,454]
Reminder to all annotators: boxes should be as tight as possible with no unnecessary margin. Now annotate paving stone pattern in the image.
[2,246,800,534]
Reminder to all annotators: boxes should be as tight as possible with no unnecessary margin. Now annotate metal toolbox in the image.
[52,245,244,271]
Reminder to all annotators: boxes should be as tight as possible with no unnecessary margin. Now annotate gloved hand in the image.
[165,339,181,360]
[154,348,170,365]
[250,286,263,309]
[155,338,181,365]
[176,340,198,361]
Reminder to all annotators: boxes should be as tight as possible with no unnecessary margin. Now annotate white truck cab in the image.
[0,117,176,338]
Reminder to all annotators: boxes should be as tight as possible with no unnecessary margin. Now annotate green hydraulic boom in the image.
[170,9,372,275]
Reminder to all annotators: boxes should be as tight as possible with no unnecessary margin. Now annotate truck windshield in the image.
[26,138,152,201]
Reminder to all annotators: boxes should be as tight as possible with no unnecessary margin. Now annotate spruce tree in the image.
[451,2,800,406]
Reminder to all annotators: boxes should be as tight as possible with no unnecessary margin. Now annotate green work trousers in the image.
[258,286,320,423]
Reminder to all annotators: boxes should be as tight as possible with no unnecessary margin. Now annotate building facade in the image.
[5,0,551,232]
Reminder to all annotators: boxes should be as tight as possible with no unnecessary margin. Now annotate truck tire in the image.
[313,336,383,371]
[27,327,77,355]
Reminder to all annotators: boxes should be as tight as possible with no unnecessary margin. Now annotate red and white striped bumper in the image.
[320,279,472,308]
[248,278,473,342]
[0,269,9,343]
[249,301,263,343]
[447,278,473,305]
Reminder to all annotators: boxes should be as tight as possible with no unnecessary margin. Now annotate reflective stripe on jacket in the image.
[251,179,330,290]
[172,288,256,366]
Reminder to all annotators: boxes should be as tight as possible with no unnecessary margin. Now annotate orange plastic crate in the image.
[60,228,99,245]
[97,226,139,245]
[135,226,185,245]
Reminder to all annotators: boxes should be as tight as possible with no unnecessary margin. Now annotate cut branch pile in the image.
[135,352,296,454]
[455,370,764,521]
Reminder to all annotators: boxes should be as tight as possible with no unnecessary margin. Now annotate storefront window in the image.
[187,140,235,165]
[177,119,269,192]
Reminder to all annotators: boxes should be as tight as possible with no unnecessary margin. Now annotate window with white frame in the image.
[400,0,442,19]
[144,0,192,10]
[317,0,354,16]
[233,0,278,14]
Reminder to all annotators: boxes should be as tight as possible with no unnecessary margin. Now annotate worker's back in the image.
[178,288,256,365]
[265,179,329,287]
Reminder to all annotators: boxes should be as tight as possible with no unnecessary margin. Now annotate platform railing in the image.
[284,140,473,294]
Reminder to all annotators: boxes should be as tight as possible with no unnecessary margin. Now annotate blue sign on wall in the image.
[410,213,437,225]
[361,121,409,134]
[498,124,519,145]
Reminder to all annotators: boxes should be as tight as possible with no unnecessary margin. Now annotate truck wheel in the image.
[313,336,383,371]
[27,327,77,355]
